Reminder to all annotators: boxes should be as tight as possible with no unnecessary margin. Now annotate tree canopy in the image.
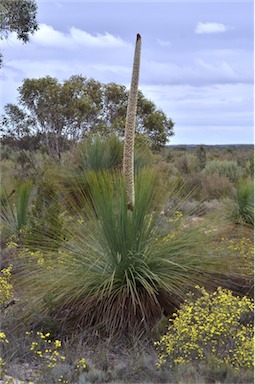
[1,75,175,158]
[0,0,38,66]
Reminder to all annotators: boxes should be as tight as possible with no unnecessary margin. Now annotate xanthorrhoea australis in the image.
[123,33,142,212]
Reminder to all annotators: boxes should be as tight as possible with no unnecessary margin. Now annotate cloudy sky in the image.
[1,0,254,144]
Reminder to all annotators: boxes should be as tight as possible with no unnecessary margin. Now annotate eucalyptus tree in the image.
[0,0,38,66]
[18,76,65,159]
[2,77,174,156]
[12,75,103,158]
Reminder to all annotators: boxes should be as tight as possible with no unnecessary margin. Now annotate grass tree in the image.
[16,169,239,338]
[123,33,141,211]
[14,35,241,340]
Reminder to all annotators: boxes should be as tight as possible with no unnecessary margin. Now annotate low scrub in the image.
[200,174,235,200]
[177,173,235,201]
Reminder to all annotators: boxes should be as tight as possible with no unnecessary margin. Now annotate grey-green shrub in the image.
[203,160,244,182]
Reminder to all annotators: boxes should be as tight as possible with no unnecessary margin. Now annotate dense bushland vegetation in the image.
[0,139,254,383]
[1,8,253,383]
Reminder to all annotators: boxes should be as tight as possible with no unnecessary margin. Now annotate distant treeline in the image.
[167,144,254,151]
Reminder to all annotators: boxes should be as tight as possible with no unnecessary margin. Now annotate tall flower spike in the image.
[123,33,142,211]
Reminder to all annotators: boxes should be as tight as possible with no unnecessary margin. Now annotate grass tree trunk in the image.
[123,33,141,211]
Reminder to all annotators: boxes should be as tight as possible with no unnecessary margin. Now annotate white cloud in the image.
[31,24,68,47]
[2,24,131,49]
[70,27,130,48]
[32,24,131,48]
[195,22,233,34]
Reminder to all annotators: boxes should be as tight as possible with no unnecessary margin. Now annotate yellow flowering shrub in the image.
[27,331,66,369]
[227,236,254,279]
[0,265,13,306]
[25,331,87,382]
[76,357,87,370]
[6,234,65,270]
[0,332,9,379]
[155,287,254,370]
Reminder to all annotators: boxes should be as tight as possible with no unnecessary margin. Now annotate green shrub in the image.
[246,153,254,177]
[231,179,254,226]
[203,160,244,182]
[0,181,33,239]
[155,286,254,370]
[75,135,123,171]
[75,134,153,173]
[196,144,207,170]
[25,177,64,250]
